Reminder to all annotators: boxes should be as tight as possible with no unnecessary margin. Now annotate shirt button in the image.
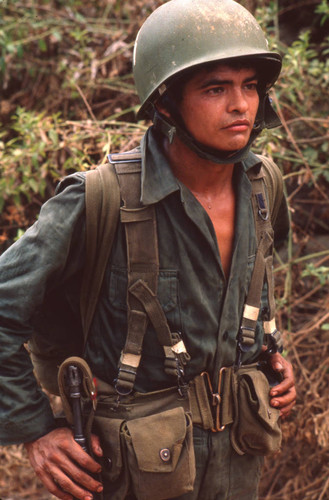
[223,331,229,341]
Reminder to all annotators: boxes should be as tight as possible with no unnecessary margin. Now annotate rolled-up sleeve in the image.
[0,173,86,445]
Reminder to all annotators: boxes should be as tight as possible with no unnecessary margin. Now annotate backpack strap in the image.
[237,157,284,366]
[109,150,189,396]
[80,163,121,348]
[256,154,284,226]
[256,155,284,354]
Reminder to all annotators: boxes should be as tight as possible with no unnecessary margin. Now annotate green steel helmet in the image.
[133,0,282,119]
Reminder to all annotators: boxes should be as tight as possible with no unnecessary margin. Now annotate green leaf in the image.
[48,129,59,145]
[38,38,47,52]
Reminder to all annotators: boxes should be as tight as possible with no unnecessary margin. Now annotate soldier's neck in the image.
[163,136,235,196]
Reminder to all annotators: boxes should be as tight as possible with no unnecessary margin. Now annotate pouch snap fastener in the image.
[160,448,171,462]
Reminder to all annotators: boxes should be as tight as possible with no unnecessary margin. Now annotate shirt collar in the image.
[140,126,263,205]
[141,127,180,205]
[241,150,263,173]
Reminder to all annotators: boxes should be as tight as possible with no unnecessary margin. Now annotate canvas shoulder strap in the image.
[108,150,189,396]
[256,154,284,226]
[237,156,284,365]
[80,163,121,347]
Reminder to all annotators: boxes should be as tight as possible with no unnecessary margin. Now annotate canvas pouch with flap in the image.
[93,385,195,500]
[229,363,282,456]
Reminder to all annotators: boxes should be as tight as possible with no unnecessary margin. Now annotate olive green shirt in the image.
[0,127,289,445]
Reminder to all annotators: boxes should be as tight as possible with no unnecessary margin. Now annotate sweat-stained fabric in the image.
[0,126,289,446]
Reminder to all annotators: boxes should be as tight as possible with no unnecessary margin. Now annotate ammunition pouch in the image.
[230,363,282,456]
[93,382,195,500]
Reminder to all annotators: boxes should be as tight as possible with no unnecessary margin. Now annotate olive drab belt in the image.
[57,357,233,435]
[58,356,280,451]
[96,370,234,433]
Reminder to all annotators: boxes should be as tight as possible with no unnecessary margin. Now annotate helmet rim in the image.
[137,53,282,119]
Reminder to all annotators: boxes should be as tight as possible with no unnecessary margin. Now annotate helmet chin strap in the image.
[153,93,281,165]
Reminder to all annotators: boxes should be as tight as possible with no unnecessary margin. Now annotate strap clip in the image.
[255,192,269,221]
[265,329,283,355]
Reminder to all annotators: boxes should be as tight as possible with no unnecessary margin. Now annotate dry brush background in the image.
[0,1,329,499]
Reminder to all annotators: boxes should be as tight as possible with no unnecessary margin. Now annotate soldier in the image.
[0,1,296,499]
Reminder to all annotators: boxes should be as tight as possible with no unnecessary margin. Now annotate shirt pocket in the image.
[108,267,179,314]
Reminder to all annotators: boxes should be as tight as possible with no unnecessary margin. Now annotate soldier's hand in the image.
[25,427,103,500]
[267,351,296,419]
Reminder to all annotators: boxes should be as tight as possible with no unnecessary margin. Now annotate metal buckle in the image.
[201,368,227,432]
[258,208,269,221]
[114,366,136,396]
[255,193,269,221]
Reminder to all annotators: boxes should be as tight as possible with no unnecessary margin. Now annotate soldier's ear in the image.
[154,100,171,119]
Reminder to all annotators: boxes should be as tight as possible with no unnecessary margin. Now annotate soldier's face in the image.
[178,63,260,152]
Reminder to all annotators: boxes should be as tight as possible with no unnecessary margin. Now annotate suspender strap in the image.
[243,231,273,310]
[112,160,155,395]
[237,165,279,363]
[256,155,284,354]
[239,231,273,349]
[129,279,190,379]
[81,164,121,347]
[129,280,173,345]
[111,154,190,395]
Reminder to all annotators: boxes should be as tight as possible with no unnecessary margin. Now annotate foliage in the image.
[0,106,145,207]
[301,263,329,286]
[316,0,329,25]
[0,0,147,248]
